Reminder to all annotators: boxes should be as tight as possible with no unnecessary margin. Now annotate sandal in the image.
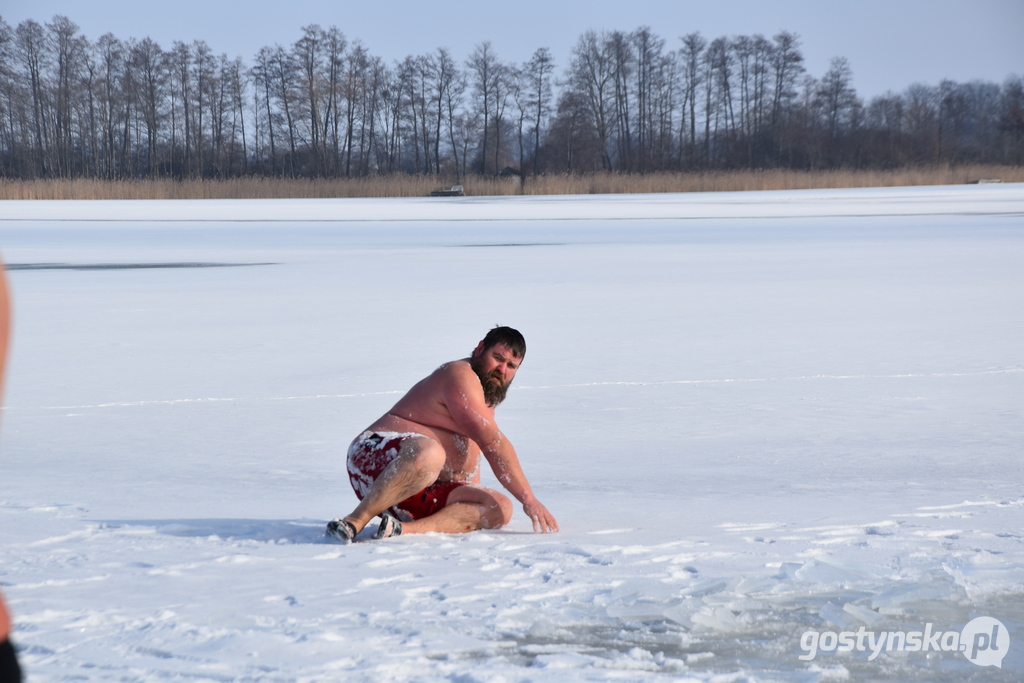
[326,518,357,543]
[374,512,403,540]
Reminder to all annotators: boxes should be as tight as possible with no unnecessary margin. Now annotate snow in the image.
[1,184,1023,681]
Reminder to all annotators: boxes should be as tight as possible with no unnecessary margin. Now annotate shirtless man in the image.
[327,326,558,542]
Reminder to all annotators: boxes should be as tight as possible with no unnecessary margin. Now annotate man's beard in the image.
[470,356,510,407]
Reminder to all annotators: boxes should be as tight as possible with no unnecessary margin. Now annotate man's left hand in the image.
[523,499,559,533]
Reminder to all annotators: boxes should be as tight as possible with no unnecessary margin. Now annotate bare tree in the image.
[452,110,479,180]
[1000,75,1024,163]
[167,41,193,176]
[734,32,773,165]
[342,43,371,176]
[965,80,1002,162]
[0,18,23,175]
[219,55,248,175]
[442,55,467,180]
[490,60,511,173]
[46,16,85,176]
[865,91,905,165]
[678,32,705,167]
[524,47,553,175]
[324,27,346,174]
[372,60,401,173]
[356,53,384,175]
[817,57,857,140]
[631,27,664,172]
[250,46,279,174]
[130,37,164,176]
[700,37,717,165]
[708,37,735,164]
[608,30,634,170]
[749,35,772,139]
[429,48,457,176]
[293,25,323,173]
[509,63,528,170]
[15,19,49,175]
[189,41,215,176]
[411,53,436,173]
[769,31,804,130]
[544,88,601,171]
[394,55,419,173]
[97,33,130,178]
[270,44,297,176]
[467,41,498,172]
[568,30,614,170]
[650,47,679,170]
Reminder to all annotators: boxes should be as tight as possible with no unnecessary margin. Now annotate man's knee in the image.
[400,438,445,478]
[490,493,513,528]
[451,487,513,529]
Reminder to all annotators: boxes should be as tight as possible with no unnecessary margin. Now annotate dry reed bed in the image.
[1,166,1021,201]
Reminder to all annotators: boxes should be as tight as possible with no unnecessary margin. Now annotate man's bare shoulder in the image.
[431,358,475,383]
[385,359,477,430]
[405,359,477,401]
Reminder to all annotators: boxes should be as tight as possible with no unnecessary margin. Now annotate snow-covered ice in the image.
[1,184,1022,681]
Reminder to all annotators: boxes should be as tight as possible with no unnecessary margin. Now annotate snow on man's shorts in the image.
[346,431,468,522]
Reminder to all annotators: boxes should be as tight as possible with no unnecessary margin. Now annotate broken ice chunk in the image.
[843,602,886,627]
[819,601,858,629]
[869,582,950,610]
[691,606,741,632]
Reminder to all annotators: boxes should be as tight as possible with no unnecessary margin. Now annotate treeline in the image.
[1,15,1022,182]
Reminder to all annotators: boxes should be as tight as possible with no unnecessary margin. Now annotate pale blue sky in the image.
[3,0,1022,99]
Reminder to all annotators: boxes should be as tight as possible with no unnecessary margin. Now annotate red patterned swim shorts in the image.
[346,431,468,521]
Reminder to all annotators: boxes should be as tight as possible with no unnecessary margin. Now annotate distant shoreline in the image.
[2,166,1021,201]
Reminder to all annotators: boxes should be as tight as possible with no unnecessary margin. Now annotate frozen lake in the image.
[1,185,1023,680]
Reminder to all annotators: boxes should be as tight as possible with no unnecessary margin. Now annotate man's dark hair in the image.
[479,326,526,358]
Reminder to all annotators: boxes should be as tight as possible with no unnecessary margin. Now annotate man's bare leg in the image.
[399,486,513,535]
[340,436,445,535]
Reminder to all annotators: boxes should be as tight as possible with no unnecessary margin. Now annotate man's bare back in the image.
[328,327,558,542]
[365,360,491,482]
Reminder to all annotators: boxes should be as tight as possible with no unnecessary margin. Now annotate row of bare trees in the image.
[1,15,1022,181]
